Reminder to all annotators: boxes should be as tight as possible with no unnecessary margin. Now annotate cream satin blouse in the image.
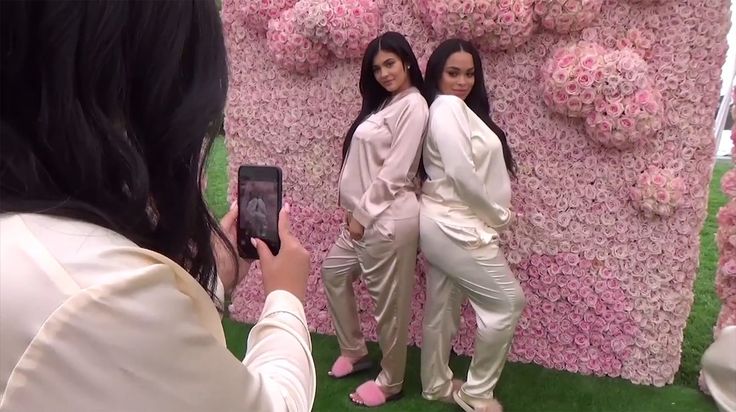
[0,213,315,412]
[420,94,512,248]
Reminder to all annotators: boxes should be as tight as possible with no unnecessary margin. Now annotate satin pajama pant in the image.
[321,216,418,393]
[419,215,525,402]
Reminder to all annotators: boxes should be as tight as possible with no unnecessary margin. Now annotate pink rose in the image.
[607,102,624,117]
[581,89,596,104]
[568,97,583,114]
[548,287,562,302]
[554,90,569,104]
[651,174,667,187]
[635,89,652,105]
[618,117,635,130]
[655,190,671,204]
[565,81,581,95]
[722,259,736,277]
[574,334,590,347]
[577,72,594,88]
[552,68,569,83]
[580,54,598,70]
[558,53,576,69]
[499,0,513,9]
[598,119,613,132]
[644,100,659,115]
[499,11,515,25]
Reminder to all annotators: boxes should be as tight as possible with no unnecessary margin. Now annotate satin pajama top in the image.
[420,94,512,248]
[0,213,316,412]
[339,87,428,228]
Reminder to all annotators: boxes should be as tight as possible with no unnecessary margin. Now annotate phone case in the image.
[237,165,282,259]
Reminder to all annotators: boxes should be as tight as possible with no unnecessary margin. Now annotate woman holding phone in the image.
[321,31,428,407]
[0,1,315,411]
[418,39,525,412]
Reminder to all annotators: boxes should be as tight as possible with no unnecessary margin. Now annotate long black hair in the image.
[342,31,424,160]
[0,0,231,297]
[423,39,516,176]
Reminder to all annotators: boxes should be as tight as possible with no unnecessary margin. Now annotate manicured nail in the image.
[284,202,291,212]
[250,237,257,247]
[230,200,237,210]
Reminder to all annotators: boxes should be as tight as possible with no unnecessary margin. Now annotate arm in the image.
[7,267,316,412]
[242,290,316,411]
[352,94,428,228]
[431,97,510,229]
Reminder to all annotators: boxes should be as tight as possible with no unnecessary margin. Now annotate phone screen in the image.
[238,171,281,258]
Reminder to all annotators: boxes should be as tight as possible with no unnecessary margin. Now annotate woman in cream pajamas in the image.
[419,39,525,412]
[321,31,428,407]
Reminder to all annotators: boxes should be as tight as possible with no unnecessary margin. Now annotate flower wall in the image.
[222,0,731,386]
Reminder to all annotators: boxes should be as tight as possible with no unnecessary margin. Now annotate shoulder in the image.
[0,214,224,394]
[403,88,428,107]
[392,87,428,116]
[0,214,204,300]
[430,94,466,114]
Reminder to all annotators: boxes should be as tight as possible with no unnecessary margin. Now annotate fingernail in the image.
[250,237,257,247]
[230,201,237,210]
[284,202,291,212]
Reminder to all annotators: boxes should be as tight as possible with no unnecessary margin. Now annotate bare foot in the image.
[349,385,390,406]
[349,381,402,407]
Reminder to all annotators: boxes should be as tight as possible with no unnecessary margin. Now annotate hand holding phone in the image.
[252,203,310,302]
[237,165,282,259]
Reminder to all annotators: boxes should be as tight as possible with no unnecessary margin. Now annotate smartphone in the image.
[237,165,282,259]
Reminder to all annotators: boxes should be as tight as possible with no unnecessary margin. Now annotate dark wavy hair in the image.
[342,31,424,160]
[0,0,231,298]
[423,39,516,177]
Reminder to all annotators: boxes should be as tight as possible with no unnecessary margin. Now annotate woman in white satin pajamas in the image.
[418,39,526,412]
[320,32,428,407]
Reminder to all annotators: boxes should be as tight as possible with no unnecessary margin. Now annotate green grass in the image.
[204,137,230,217]
[207,138,724,411]
[676,159,731,387]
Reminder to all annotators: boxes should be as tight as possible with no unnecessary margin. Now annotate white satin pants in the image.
[419,215,525,403]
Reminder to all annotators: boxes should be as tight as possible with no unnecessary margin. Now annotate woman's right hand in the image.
[252,203,310,302]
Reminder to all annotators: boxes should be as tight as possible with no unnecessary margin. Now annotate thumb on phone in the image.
[254,202,310,302]
[252,202,292,261]
[277,202,292,241]
[250,237,274,265]
[252,237,274,262]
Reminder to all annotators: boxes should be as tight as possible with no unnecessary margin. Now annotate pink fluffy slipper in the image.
[328,355,374,379]
[350,380,403,407]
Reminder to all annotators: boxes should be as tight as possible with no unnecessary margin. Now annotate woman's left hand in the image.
[348,216,365,240]
[213,202,253,296]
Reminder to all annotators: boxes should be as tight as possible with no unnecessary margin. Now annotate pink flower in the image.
[618,116,635,130]
[722,259,736,277]
[721,169,736,197]
[655,190,671,204]
[567,97,583,114]
[607,101,624,117]
[565,81,581,95]
[598,119,613,132]
[558,53,576,68]
[577,72,594,87]
[580,55,598,70]
[575,334,591,347]
[651,174,667,188]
